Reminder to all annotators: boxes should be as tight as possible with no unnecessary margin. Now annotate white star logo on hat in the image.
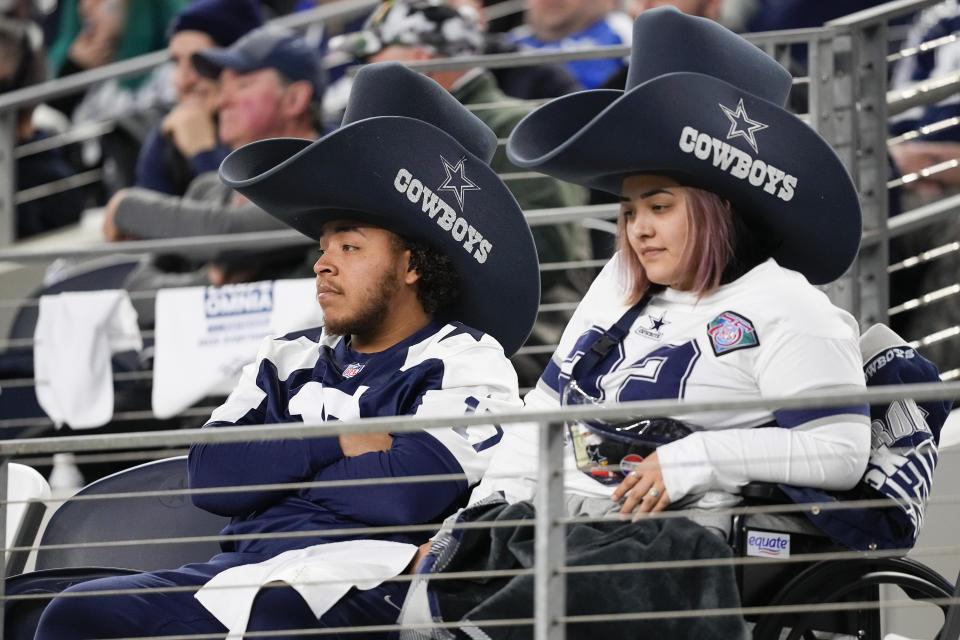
[438,155,480,210]
[719,98,768,153]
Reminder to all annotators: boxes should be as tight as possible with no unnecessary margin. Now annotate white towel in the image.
[194,539,417,638]
[152,278,323,419]
[33,290,142,429]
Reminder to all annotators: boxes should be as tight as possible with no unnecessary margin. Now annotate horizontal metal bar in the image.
[888,71,960,117]
[0,204,619,263]
[826,0,939,27]
[888,157,960,189]
[14,169,102,204]
[888,30,960,64]
[14,121,116,159]
[0,50,171,112]
[862,191,960,244]
[484,0,525,21]
[889,284,960,315]
[888,115,960,145]
[1,381,957,456]
[887,241,959,273]
[0,0,382,112]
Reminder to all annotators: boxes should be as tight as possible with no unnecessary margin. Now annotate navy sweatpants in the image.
[33,552,409,640]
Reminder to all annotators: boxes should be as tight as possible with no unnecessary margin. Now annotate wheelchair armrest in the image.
[740,482,790,503]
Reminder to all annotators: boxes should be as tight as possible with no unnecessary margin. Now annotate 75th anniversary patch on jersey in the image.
[707,311,759,356]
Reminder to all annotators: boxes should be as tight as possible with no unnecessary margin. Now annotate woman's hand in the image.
[406,540,432,574]
[610,450,671,519]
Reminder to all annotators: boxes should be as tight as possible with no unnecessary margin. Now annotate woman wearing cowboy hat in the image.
[474,6,871,537]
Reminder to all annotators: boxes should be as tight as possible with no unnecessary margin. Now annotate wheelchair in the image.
[729,483,954,640]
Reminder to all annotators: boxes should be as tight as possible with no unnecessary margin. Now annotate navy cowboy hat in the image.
[219,62,540,355]
[506,7,861,285]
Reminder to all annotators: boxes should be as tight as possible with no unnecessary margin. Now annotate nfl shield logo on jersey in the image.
[342,363,365,378]
[707,311,759,356]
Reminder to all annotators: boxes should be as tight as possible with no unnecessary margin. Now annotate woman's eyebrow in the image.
[621,188,674,201]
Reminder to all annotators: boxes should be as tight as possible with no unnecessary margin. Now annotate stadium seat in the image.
[4,456,229,639]
[32,455,227,571]
[0,254,147,438]
[5,463,51,576]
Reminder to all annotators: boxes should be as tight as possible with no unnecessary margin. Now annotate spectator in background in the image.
[508,0,631,89]
[102,25,325,286]
[134,0,263,196]
[600,0,721,91]
[624,0,721,20]
[0,18,85,239]
[46,0,187,118]
[341,0,591,386]
[45,0,189,195]
[885,0,960,376]
[450,0,581,99]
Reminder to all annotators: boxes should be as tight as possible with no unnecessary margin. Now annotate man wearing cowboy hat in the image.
[336,0,591,386]
[35,62,540,639]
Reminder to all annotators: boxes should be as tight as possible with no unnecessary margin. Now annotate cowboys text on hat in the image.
[678,125,797,202]
[393,167,493,264]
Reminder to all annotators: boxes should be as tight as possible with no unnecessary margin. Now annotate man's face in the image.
[170,30,218,103]
[626,0,719,19]
[527,0,614,41]
[368,44,422,64]
[217,68,288,149]
[313,221,412,338]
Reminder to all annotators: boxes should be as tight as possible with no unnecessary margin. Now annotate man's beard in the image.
[323,267,403,341]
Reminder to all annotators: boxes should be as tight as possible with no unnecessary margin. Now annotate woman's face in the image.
[620,174,693,290]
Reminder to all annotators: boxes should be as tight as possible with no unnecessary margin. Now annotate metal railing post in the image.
[0,456,9,640]
[807,27,860,317]
[853,16,892,329]
[826,7,904,328]
[534,420,566,640]
[0,109,16,248]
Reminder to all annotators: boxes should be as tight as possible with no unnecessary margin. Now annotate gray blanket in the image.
[399,498,748,640]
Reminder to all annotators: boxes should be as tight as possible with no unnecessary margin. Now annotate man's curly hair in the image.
[394,236,460,316]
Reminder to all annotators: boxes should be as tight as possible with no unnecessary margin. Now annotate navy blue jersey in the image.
[188,320,521,555]
[890,2,960,140]
[509,12,632,90]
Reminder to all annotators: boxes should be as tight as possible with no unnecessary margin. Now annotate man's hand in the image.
[161,99,218,159]
[609,450,671,519]
[339,432,394,456]
[102,189,133,241]
[890,141,960,191]
[69,0,125,69]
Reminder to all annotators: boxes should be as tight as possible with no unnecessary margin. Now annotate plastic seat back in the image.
[6,463,51,575]
[34,456,229,572]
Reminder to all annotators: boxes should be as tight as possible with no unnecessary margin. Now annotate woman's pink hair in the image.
[616,185,735,305]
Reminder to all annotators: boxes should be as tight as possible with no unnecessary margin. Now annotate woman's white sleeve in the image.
[656,419,870,501]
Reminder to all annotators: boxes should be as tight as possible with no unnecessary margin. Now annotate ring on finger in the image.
[646,487,660,498]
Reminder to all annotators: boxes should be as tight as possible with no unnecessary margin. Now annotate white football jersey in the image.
[475,255,870,506]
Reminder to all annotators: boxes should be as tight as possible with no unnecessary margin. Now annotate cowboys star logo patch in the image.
[719,98,768,153]
[635,310,669,340]
[707,311,759,356]
[438,154,480,211]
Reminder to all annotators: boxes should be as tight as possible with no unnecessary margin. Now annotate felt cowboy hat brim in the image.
[221,116,540,356]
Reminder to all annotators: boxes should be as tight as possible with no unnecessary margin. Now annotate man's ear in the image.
[403,251,421,285]
[281,80,314,118]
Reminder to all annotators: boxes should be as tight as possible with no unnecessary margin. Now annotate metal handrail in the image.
[1,381,957,456]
